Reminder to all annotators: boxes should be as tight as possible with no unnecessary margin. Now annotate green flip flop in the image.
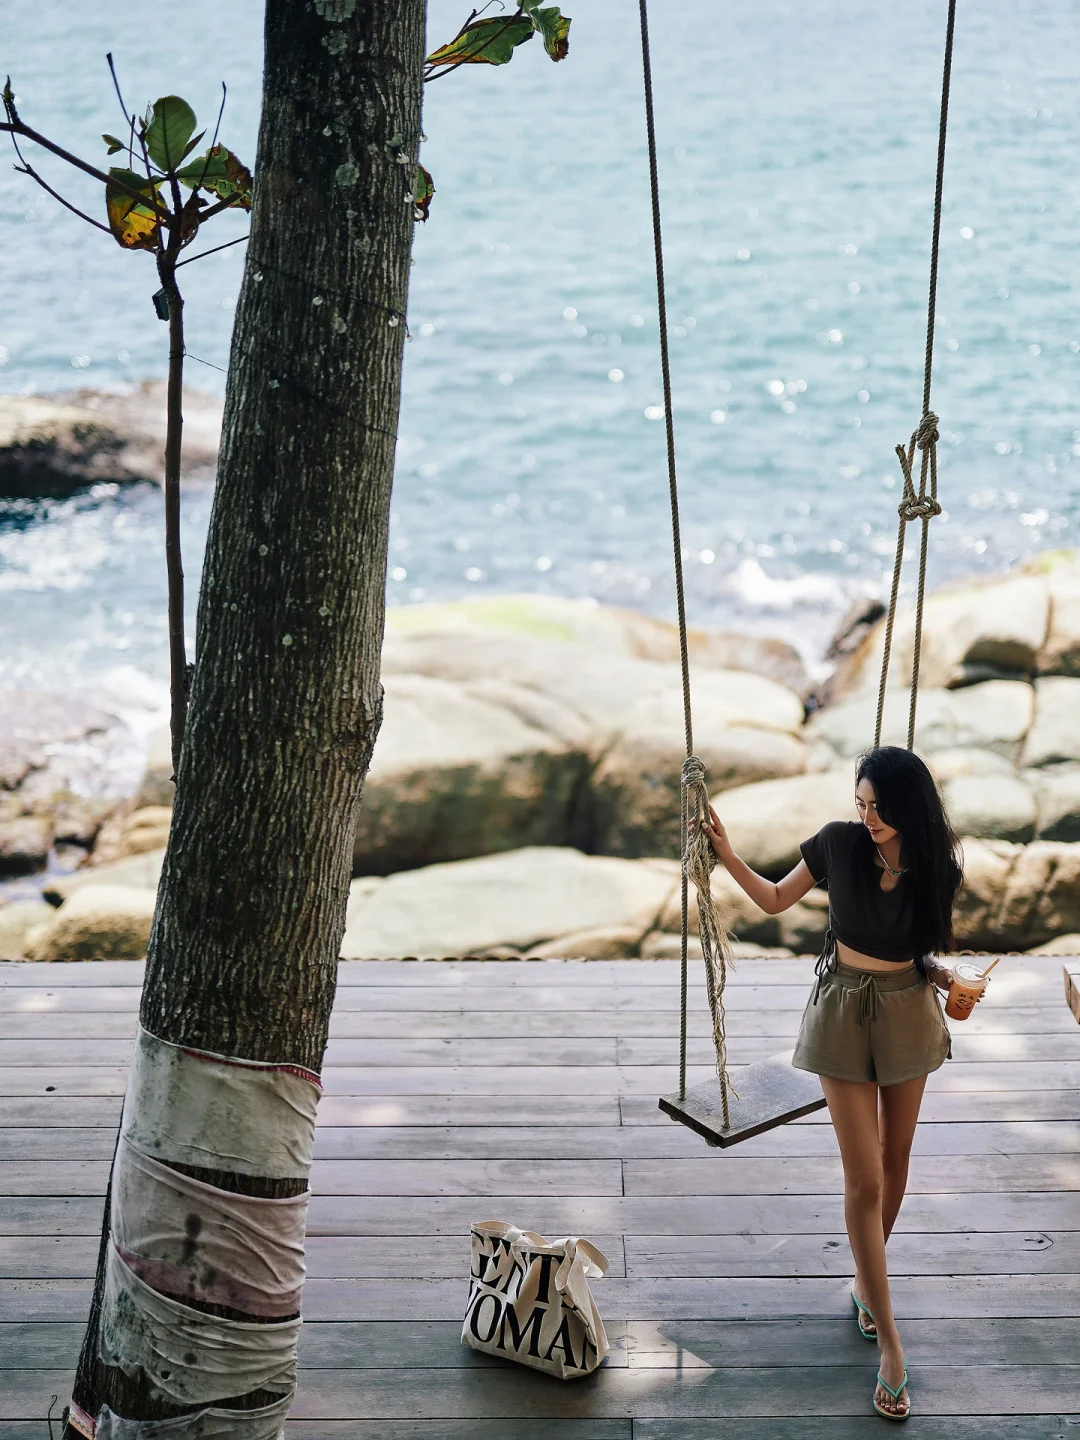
[873,1365,911,1422]
[850,1284,876,1341]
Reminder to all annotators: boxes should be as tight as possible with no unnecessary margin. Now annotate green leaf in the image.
[415,163,435,221]
[529,5,571,61]
[142,95,198,173]
[180,129,205,161]
[102,133,127,156]
[174,144,253,210]
[426,15,534,69]
[105,167,162,251]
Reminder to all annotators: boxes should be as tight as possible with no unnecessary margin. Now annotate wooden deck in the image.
[1,953,1079,1437]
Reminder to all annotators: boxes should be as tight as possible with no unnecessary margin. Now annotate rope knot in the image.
[916,410,940,449]
[681,754,707,790]
[898,494,943,523]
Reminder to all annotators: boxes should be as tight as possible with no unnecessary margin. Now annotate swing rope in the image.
[639,0,960,1125]
[874,0,957,752]
[637,0,734,1119]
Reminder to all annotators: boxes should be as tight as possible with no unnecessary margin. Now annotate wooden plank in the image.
[8,1228,1080,1282]
[304,1119,1077,1162]
[622,1090,1080,1125]
[3,1316,1078,1374]
[7,1151,1076,1201]
[622,1230,1080,1277]
[1,1028,1076,1068]
[10,1188,1080,1238]
[6,1273,1080,1326]
[635,1422,1080,1439]
[4,1111,1077,1169]
[624,1153,1080,1197]
[7,1003,1075,1039]
[285,1425,1065,1440]
[287,1363,1080,1418]
[0,1098,122,1129]
[0,1323,82,1368]
[301,1190,1080,1237]
[0,1157,626,1198]
[288,1428,632,1440]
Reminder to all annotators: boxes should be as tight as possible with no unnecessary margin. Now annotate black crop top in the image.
[800,820,918,964]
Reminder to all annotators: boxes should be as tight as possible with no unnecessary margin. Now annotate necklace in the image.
[876,844,907,879]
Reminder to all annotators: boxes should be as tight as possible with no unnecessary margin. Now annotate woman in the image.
[699,745,968,1422]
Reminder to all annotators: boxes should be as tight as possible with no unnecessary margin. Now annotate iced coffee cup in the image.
[945,962,987,1021]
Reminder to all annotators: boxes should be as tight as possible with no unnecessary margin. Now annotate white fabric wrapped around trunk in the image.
[94,1393,292,1440]
[110,1135,307,1318]
[462,1220,609,1379]
[100,1241,300,1405]
[121,1026,320,1180]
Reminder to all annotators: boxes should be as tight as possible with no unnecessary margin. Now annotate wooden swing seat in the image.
[659,1052,826,1148]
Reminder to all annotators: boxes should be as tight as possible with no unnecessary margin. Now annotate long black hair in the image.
[855,745,963,962]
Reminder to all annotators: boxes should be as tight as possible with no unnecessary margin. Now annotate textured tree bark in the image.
[65,1,426,1430]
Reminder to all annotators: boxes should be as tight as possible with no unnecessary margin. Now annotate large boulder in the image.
[1028,552,1080,675]
[353,674,590,874]
[954,838,1080,950]
[135,727,175,809]
[45,847,165,905]
[88,807,173,866]
[1021,678,1080,768]
[27,884,157,962]
[0,384,221,497]
[0,900,54,960]
[0,816,52,876]
[340,847,676,959]
[369,617,808,872]
[1027,766,1080,843]
[385,594,809,693]
[586,668,807,858]
[828,575,1050,699]
[711,770,857,878]
[806,682,1033,765]
[941,773,1037,844]
[657,866,830,952]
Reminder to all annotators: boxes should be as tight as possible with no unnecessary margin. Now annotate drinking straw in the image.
[979,958,1002,979]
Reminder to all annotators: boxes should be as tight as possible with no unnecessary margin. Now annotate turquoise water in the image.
[1,0,1078,698]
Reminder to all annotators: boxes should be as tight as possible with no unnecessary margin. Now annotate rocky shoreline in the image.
[4,553,1080,963]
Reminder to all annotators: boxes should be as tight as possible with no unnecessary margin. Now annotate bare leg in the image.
[821,1076,909,1418]
[851,1074,928,1337]
[880,1074,928,1241]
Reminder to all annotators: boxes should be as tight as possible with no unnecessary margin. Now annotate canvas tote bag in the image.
[461,1220,610,1379]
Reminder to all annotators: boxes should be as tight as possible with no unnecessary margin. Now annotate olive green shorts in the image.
[791,960,951,1087]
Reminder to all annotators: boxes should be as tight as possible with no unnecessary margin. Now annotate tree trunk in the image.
[65,1,426,1431]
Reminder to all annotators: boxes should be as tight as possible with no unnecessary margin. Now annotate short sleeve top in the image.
[800,820,918,963]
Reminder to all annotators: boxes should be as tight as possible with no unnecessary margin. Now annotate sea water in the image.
[0,0,1077,705]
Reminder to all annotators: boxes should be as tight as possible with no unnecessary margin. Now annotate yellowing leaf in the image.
[105,167,162,251]
[426,15,534,69]
[415,164,435,221]
[175,144,253,210]
[530,6,571,60]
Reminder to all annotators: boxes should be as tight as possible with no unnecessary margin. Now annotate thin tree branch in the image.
[13,163,111,233]
[176,231,249,268]
[7,121,113,233]
[105,52,132,134]
[0,109,168,217]
[199,193,244,221]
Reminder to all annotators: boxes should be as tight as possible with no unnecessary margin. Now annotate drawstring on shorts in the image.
[856,971,880,1025]
[812,928,838,1006]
